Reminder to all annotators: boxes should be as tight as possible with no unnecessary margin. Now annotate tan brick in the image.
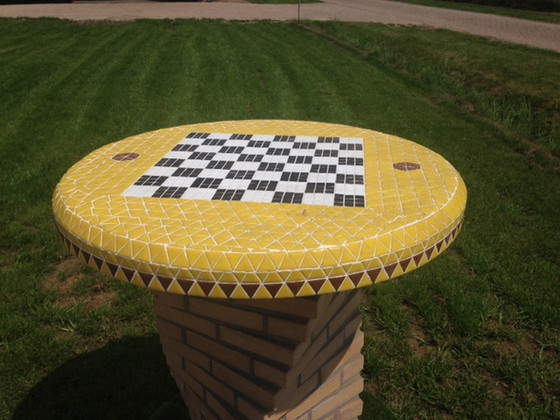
[326,291,361,339]
[299,325,346,384]
[184,387,204,420]
[310,377,363,420]
[184,371,205,400]
[237,396,266,420]
[337,397,363,420]
[296,371,321,404]
[284,371,341,420]
[167,361,189,395]
[205,390,236,420]
[308,293,346,342]
[186,385,218,420]
[341,354,364,383]
[237,396,287,420]
[156,317,183,342]
[212,360,277,409]
[153,291,186,310]
[220,326,295,366]
[293,328,328,368]
[186,330,251,373]
[189,297,264,331]
[319,330,363,382]
[267,316,310,342]
[178,388,190,410]
[343,314,362,341]
[163,352,183,381]
[160,334,211,371]
[154,303,217,339]
[235,296,320,319]
[254,360,289,387]
[186,362,235,406]
[315,293,336,315]
[163,350,183,372]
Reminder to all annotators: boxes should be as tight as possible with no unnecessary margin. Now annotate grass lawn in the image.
[389,0,560,22]
[0,17,559,419]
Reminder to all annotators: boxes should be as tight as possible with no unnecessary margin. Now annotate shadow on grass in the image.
[12,332,397,419]
[12,335,187,420]
[360,392,398,420]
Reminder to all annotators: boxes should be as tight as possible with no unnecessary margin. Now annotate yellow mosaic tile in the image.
[53,120,467,298]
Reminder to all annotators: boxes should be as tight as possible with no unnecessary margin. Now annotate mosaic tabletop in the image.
[53,120,467,299]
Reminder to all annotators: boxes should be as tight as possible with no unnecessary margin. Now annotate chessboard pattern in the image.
[124,132,366,207]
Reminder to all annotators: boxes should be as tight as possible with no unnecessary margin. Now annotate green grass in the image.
[390,0,560,22]
[305,22,560,158]
[0,18,559,419]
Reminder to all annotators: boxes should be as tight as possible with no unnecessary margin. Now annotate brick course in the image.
[153,290,364,419]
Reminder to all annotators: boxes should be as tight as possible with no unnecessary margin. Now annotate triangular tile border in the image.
[54,216,463,299]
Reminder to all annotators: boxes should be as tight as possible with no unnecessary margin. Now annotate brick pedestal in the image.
[153,290,364,420]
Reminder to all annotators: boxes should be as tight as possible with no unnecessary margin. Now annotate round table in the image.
[53,120,466,420]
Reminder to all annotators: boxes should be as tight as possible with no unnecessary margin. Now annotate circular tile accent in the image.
[112,153,139,161]
[393,162,421,171]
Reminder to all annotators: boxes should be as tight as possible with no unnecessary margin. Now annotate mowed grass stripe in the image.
[133,23,207,128]
[250,24,360,122]
[67,23,177,139]
[0,22,129,137]
[0,24,160,222]
[234,24,307,119]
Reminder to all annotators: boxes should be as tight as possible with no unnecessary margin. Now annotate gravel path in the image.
[1,0,559,52]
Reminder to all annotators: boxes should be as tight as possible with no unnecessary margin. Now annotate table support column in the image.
[153,289,364,420]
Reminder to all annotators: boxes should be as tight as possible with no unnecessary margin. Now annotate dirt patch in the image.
[84,283,118,311]
[399,302,439,357]
[494,335,540,357]
[44,258,85,295]
[0,248,18,271]
[408,322,436,357]
[45,257,116,310]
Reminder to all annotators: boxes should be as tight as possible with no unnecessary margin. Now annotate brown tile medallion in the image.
[393,162,421,171]
[112,152,139,161]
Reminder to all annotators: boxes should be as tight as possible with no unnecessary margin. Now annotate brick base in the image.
[153,290,364,420]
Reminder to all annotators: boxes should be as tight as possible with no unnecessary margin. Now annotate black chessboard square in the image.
[173,168,203,178]
[134,175,167,186]
[202,138,227,147]
[173,144,198,152]
[281,172,309,182]
[192,178,222,189]
[153,186,187,199]
[306,183,335,194]
[212,189,245,201]
[272,192,304,204]
[334,194,365,207]
[249,180,278,191]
